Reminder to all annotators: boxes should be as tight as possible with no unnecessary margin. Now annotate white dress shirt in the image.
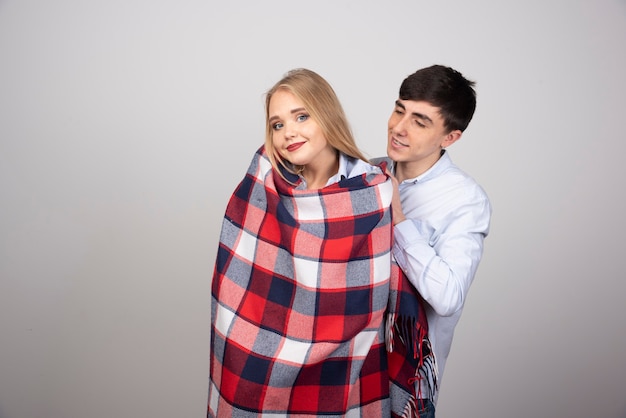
[296,153,380,189]
[379,150,491,402]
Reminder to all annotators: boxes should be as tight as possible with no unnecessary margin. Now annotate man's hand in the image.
[386,168,406,225]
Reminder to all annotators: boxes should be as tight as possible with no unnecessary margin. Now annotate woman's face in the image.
[268,89,336,172]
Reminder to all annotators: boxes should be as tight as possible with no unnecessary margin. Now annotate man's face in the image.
[387,99,458,172]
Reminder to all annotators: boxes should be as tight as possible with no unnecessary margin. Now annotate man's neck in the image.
[394,151,443,182]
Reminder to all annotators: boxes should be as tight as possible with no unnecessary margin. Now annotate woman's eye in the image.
[296,114,309,122]
[272,122,283,130]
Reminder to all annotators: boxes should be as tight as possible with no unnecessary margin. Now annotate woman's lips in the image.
[287,142,305,152]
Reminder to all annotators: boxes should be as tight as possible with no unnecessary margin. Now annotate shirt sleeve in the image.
[392,194,491,317]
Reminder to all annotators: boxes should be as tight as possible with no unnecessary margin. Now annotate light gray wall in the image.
[1,1,625,417]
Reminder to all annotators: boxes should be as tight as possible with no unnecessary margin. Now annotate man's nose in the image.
[390,115,407,135]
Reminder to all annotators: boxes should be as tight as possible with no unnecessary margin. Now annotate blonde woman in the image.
[208,69,432,417]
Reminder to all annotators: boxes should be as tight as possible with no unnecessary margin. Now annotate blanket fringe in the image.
[401,396,416,418]
[385,312,397,352]
[387,312,439,417]
[418,347,439,402]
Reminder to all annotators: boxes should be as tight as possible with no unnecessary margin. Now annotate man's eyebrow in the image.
[395,100,433,125]
[415,112,433,125]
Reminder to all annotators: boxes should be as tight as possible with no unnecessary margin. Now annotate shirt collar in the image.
[325,152,350,185]
[294,153,352,189]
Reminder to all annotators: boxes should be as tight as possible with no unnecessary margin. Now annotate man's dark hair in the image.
[399,65,476,132]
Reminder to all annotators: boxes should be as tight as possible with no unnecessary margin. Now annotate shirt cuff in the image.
[394,219,428,248]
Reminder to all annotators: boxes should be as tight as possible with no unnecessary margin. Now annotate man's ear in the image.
[442,130,462,148]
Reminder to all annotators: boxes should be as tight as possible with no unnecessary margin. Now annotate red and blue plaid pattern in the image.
[209,147,430,417]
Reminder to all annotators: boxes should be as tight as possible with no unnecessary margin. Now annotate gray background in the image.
[1,0,625,417]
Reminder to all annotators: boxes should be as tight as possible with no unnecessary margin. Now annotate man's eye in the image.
[394,109,404,115]
[414,120,426,128]
[296,114,309,122]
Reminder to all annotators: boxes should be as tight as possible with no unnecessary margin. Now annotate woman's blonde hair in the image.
[264,68,369,177]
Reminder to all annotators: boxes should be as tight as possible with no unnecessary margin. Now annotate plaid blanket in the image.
[209,146,431,417]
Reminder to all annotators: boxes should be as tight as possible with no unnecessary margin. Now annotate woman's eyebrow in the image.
[269,107,307,123]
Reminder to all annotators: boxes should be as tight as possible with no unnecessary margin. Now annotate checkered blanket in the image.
[209,146,431,417]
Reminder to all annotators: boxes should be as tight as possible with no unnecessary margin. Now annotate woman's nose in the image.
[284,122,297,138]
